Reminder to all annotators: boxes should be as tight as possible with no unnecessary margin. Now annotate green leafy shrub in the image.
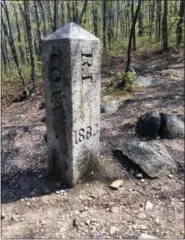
[117,71,137,92]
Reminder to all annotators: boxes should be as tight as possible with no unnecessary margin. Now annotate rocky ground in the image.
[1,50,184,239]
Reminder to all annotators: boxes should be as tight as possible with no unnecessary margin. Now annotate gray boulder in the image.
[101,100,124,114]
[159,113,184,139]
[135,112,161,139]
[113,141,177,178]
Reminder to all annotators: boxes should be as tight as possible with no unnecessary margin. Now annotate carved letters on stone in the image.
[81,47,93,82]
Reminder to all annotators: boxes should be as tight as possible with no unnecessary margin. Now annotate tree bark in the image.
[103,0,107,50]
[38,0,47,36]
[138,11,143,37]
[79,0,88,25]
[131,0,136,51]
[176,0,185,46]
[92,2,98,37]
[1,1,25,88]
[24,0,36,91]
[53,0,59,31]
[162,0,169,51]
[13,3,25,63]
[126,0,142,72]
[156,0,162,42]
[34,0,41,57]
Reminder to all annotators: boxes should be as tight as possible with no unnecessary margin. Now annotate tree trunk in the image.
[103,0,107,50]
[176,0,185,46]
[38,0,47,36]
[61,0,65,25]
[53,0,59,31]
[24,0,36,91]
[13,3,25,63]
[162,0,169,51]
[34,0,41,57]
[1,1,25,88]
[126,0,142,72]
[92,2,98,37]
[67,2,71,21]
[138,11,143,37]
[79,0,88,25]
[131,0,136,51]
[156,0,162,42]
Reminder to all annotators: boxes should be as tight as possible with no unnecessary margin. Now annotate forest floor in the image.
[1,49,184,239]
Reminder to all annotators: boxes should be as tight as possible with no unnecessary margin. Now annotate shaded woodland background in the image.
[1,0,184,104]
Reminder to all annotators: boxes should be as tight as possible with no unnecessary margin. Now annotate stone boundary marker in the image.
[42,22,101,186]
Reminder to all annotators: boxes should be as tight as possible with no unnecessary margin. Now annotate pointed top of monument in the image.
[44,22,99,41]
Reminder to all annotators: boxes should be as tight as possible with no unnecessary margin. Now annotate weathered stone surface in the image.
[42,22,101,186]
[135,75,163,87]
[113,141,177,178]
[101,100,124,114]
[135,112,161,139]
[138,233,158,239]
[110,179,123,190]
[145,201,153,210]
[159,113,184,139]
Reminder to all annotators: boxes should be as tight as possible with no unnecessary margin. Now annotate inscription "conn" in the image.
[74,123,99,144]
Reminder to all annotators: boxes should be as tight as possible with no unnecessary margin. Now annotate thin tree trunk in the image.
[92,2,98,37]
[1,1,25,88]
[103,0,107,50]
[1,40,8,74]
[24,0,36,91]
[138,11,143,37]
[38,0,47,36]
[34,0,41,57]
[61,0,65,25]
[47,1,53,31]
[126,0,142,72]
[131,0,136,51]
[157,0,162,42]
[176,0,185,46]
[162,0,168,51]
[79,0,88,25]
[13,3,25,63]
[67,2,71,21]
[53,0,59,31]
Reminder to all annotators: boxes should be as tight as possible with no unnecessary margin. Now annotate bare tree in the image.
[162,0,168,51]
[24,0,36,91]
[176,0,185,46]
[1,1,25,88]
[126,0,142,72]
[79,0,88,25]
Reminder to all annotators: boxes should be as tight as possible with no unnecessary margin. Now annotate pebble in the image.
[85,219,90,225]
[138,233,158,239]
[140,179,145,183]
[155,218,160,225]
[110,226,118,235]
[135,173,143,179]
[110,180,123,190]
[168,174,173,178]
[145,201,153,210]
[137,212,147,220]
[26,202,31,206]
[110,206,119,213]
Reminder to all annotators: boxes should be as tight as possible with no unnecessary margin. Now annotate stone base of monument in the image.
[42,22,101,186]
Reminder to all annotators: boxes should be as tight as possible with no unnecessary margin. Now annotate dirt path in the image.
[1,52,184,239]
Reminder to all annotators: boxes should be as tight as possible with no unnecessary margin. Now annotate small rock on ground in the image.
[110,179,123,190]
[138,233,158,239]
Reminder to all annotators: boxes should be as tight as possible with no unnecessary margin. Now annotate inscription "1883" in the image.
[74,123,99,144]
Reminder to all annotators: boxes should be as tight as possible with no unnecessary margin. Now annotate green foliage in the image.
[118,71,137,92]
